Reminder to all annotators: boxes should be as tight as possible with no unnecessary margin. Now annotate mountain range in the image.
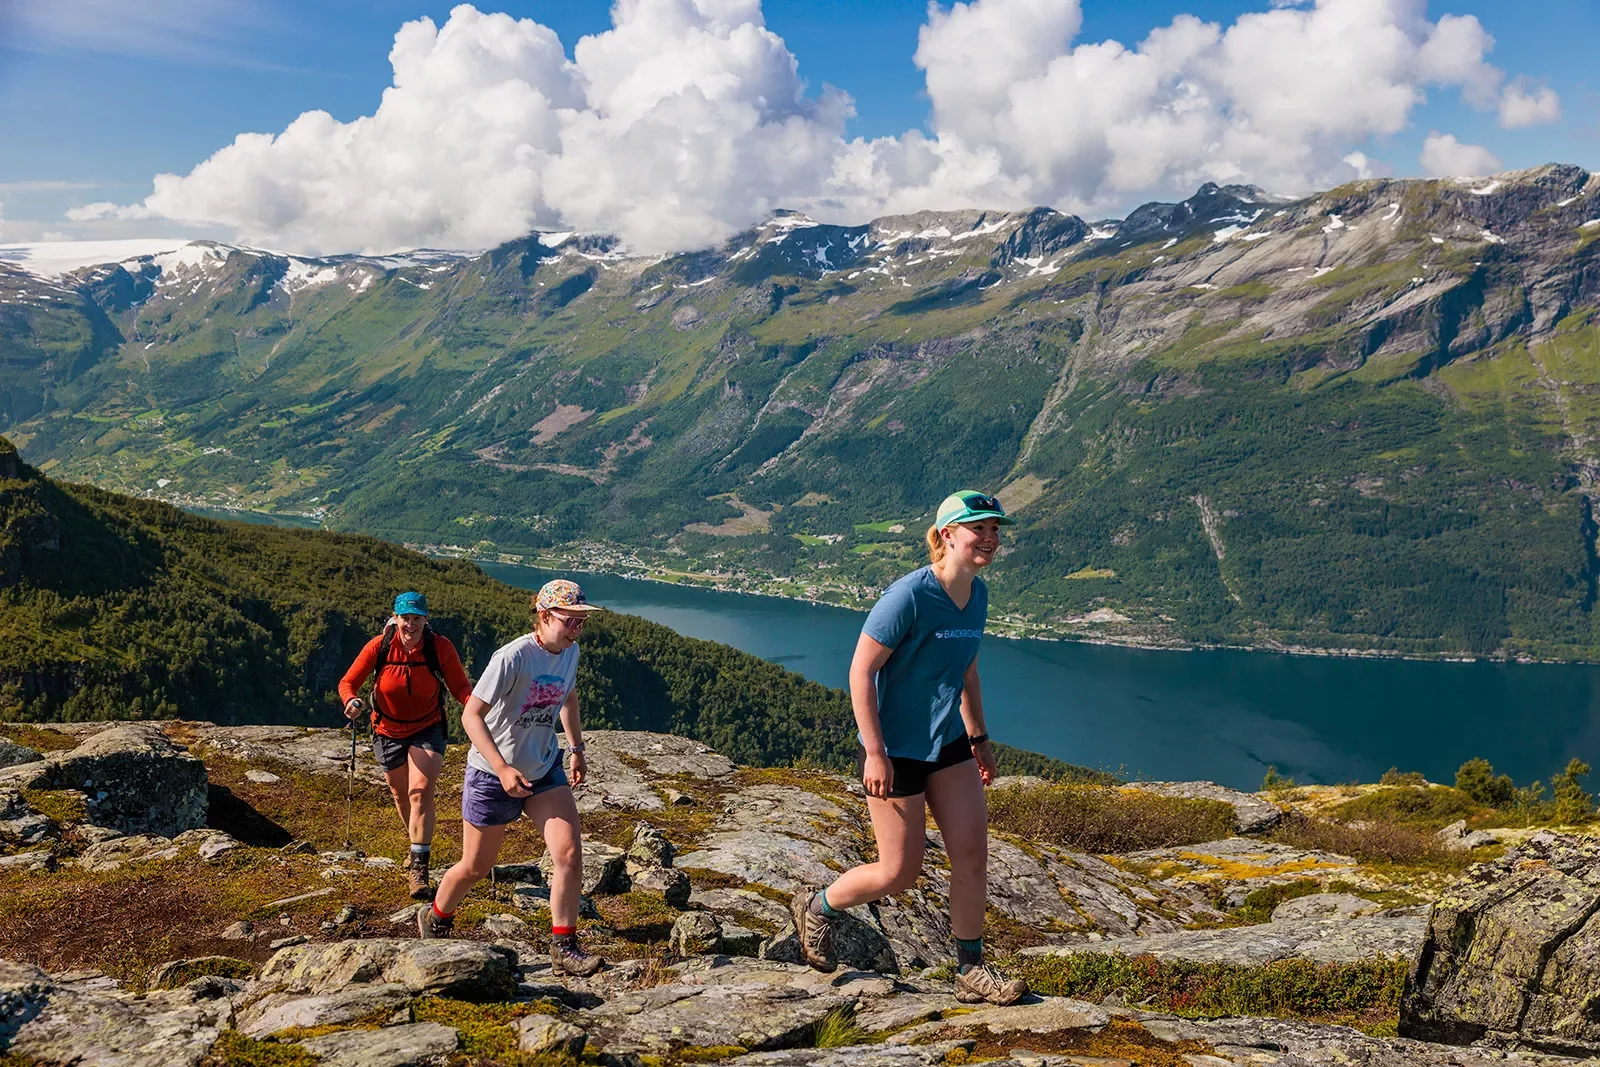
[4,163,1599,658]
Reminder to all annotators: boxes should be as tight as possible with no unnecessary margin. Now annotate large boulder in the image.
[296,1022,460,1067]
[0,958,235,1067]
[252,938,515,1001]
[540,840,627,895]
[19,724,207,837]
[579,980,853,1056]
[237,982,416,1037]
[1401,832,1600,1054]
[0,739,41,769]
[1023,909,1428,966]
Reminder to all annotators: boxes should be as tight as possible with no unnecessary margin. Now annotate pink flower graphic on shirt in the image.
[513,674,569,729]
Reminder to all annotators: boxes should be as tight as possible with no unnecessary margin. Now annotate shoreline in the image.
[410,541,1586,668]
[153,497,1583,668]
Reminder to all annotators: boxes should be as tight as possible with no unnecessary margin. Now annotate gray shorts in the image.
[372,721,447,772]
[461,763,568,827]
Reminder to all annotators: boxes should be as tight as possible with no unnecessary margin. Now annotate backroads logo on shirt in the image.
[934,628,984,639]
[514,674,568,729]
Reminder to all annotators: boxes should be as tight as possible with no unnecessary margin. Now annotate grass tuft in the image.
[988,782,1235,853]
[812,1007,868,1049]
[1013,951,1406,1034]
[411,995,565,1065]
[199,1031,319,1067]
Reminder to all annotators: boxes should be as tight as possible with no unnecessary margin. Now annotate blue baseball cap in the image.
[393,591,429,617]
[936,490,1014,528]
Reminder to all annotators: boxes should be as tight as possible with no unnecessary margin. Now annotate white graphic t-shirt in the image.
[467,633,578,781]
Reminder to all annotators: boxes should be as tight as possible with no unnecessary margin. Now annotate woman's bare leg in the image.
[924,759,987,941]
[824,793,927,908]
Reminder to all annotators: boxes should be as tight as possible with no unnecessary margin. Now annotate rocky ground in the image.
[0,721,1573,1066]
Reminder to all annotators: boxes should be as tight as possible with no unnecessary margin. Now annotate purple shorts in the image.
[461,764,568,827]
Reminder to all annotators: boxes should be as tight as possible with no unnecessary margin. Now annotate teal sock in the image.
[411,843,431,857]
[818,888,843,919]
[956,936,983,970]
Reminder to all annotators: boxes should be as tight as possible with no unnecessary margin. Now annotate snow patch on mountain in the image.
[0,238,199,280]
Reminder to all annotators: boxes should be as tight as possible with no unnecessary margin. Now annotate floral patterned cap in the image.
[535,578,605,613]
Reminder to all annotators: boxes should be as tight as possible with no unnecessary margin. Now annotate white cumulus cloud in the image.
[1498,79,1562,128]
[1419,132,1502,177]
[90,0,1557,255]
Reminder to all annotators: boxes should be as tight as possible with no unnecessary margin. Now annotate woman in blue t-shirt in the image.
[789,490,1028,1006]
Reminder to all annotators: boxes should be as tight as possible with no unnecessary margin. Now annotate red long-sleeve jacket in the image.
[338,632,474,739]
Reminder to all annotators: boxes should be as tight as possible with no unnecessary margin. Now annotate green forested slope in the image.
[6,166,1600,658]
[0,438,1102,780]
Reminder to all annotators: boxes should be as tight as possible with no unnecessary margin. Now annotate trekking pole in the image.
[345,699,362,850]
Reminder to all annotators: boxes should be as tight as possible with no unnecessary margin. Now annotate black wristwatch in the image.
[968,732,990,746]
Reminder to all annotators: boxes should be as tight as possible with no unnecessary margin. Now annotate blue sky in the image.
[1,0,1594,250]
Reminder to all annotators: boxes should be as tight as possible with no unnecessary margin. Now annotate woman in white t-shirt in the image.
[417,578,605,977]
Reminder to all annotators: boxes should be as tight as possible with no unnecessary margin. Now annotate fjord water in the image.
[486,564,1600,792]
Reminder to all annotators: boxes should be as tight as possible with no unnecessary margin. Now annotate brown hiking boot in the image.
[551,935,603,977]
[406,853,433,900]
[789,890,837,973]
[416,905,454,940]
[954,963,1027,1005]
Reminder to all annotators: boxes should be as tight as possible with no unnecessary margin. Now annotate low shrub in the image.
[1552,759,1594,825]
[1260,766,1296,792]
[1014,951,1406,1032]
[1378,768,1428,787]
[1268,812,1463,868]
[1454,758,1515,808]
[199,1032,318,1067]
[1329,786,1480,829]
[1229,879,1323,925]
[987,783,1235,854]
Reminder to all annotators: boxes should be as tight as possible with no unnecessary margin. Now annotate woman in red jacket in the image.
[339,591,474,899]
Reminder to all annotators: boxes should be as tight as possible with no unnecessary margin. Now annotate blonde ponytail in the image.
[925,524,947,564]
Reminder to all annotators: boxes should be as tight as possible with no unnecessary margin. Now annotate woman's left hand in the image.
[973,739,997,786]
[569,749,587,787]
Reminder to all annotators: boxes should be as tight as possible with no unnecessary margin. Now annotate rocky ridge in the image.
[0,721,1559,1066]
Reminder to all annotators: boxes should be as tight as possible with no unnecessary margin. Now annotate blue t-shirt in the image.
[861,566,987,761]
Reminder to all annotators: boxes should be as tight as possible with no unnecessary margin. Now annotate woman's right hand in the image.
[343,698,364,721]
[499,766,534,798]
[862,750,894,799]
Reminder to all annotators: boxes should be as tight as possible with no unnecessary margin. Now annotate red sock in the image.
[551,925,575,937]
[432,903,455,919]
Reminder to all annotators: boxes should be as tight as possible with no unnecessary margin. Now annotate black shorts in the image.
[372,721,447,772]
[856,737,974,798]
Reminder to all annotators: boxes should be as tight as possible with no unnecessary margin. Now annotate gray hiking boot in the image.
[789,890,837,973]
[954,963,1027,1005]
[416,905,454,940]
[551,935,603,977]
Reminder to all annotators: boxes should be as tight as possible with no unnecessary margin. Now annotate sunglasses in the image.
[549,613,587,630]
[961,493,1003,513]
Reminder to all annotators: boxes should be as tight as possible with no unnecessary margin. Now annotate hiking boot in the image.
[954,963,1027,1005]
[788,890,837,973]
[551,935,603,977]
[406,854,433,900]
[416,905,454,940]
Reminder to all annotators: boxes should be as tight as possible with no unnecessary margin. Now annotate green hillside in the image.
[0,437,1099,781]
[5,165,1600,658]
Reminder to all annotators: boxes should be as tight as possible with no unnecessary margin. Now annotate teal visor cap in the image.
[393,591,429,617]
[936,490,1015,528]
